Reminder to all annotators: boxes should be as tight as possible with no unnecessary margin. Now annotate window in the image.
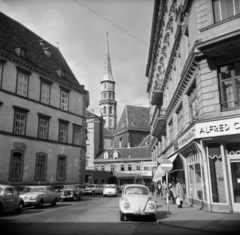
[94,166,98,171]
[73,124,82,145]
[40,80,51,105]
[9,151,23,180]
[128,165,132,171]
[104,93,106,98]
[121,165,124,171]
[59,120,69,143]
[101,166,105,171]
[213,0,240,23]
[188,84,198,119]
[111,165,114,172]
[35,153,47,181]
[109,106,112,114]
[136,165,140,171]
[109,93,111,98]
[13,107,29,135]
[57,155,67,180]
[169,120,174,142]
[177,105,184,133]
[38,114,50,139]
[109,119,112,127]
[103,106,106,114]
[15,47,27,59]
[16,72,29,97]
[219,61,240,109]
[60,90,69,111]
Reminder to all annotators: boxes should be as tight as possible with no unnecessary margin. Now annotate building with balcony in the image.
[146,0,240,213]
[0,12,89,186]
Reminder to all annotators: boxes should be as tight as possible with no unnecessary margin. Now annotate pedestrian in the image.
[150,182,155,196]
[162,181,167,202]
[176,179,185,208]
[156,181,162,198]
[170,181,176,204]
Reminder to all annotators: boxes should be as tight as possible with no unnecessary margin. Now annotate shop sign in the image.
[121,171,152,176]
[196,117,240,138]
[178,126,196,150]
[142,161,157,167]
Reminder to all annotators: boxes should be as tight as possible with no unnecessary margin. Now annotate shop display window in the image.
[208,143,226,203]
[187,150,204,201]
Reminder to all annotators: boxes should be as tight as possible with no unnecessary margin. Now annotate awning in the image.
[168,153,178,162]
[152,165,165,182]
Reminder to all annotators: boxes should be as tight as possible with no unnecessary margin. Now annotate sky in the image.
[0,0,154,121]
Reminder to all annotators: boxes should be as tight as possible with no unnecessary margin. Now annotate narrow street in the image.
[0,194,212,235]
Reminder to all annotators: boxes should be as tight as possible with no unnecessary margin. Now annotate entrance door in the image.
[228,158,240,212]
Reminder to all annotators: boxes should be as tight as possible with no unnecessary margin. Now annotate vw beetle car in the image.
[103,184,117,197]
[20,186,60,208]
[0,185,24,214]
[119,184,156,221]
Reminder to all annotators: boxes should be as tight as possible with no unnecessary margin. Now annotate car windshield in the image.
[86,185,93,188]
[125,186,149,195]
[64,185,77,190]
[104,186,115,189]
[28,187,46,193]
[0,187,3,195]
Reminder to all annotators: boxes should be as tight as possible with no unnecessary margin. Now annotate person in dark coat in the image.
[150,182,155,196]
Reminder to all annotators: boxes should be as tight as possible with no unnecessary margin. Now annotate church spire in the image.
[102,32,114,81]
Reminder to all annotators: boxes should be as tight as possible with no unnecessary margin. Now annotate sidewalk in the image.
[152,194,240,234]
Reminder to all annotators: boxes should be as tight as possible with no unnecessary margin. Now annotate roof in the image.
[103,128,114,138]
[0,12,87,94]
[138,134,151,147]
[95,146,151,161]
[115,105,150,133]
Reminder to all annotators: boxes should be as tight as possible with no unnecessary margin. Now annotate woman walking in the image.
[156,181,162,198]
[176,179,185,208]
[170,181,176,204]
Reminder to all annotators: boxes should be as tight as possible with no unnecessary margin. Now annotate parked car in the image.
[0,185,24,214]
[20,186,60,208]
[59,185,83,201]
[84,184,103,195]
[119,184,127,193]
[103,184,117,197]
[119,184,156,222]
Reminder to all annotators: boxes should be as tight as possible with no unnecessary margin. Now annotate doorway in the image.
[227,158,240,212]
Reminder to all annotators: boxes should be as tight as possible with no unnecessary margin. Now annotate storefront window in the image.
[187,150,203,200]
[208,143,226,203]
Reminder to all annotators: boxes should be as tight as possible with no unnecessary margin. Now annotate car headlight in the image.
[147,202,155,210]
[123,202,130,209]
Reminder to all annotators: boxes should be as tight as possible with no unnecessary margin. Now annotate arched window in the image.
[109,106,112,114]
[94,179,99,184]
[104,93,106,98]
[9,151,24,180]
[103,106,106,114]
[101,178,106,184]
[35,153,47,181]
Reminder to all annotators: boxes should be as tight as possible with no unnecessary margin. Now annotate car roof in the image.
[0,184,15,188]
[124,184,148,189]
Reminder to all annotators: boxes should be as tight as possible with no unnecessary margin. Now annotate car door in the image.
[12,188,19,209]
[46,187,55,203]
[3,188,14,210]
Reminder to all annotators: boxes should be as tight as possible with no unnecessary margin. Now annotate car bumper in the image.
[22,199,39,206]
[121,210,156,215]
[103,192,117,196]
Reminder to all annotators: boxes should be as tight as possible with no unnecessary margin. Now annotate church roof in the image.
[115,105,150,133]
[95,146,151,161]
[0,12,87,94]
[102,33,114,82]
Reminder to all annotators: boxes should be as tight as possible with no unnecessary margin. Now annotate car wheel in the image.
[78,196,81,200]
[36,200,43,209]
[150,214,156,222]
[52,199,57,206]
[72,195,77,201]
[0,203,3,215]
[120,210,125,221]
[92,191,95,195]
[16,202,24,213]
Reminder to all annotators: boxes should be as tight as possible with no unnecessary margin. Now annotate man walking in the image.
[176,179,185,208]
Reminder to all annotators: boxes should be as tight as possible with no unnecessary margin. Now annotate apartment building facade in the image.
[146,0,240,213]
[0,12,89,186]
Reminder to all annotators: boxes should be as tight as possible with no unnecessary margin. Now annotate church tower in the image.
[99,33,117,130]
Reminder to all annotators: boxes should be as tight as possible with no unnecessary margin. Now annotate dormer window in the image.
[113,151,119,159]
[44,47,51,57]
[15,46,27,59]
[56,69,66,78]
